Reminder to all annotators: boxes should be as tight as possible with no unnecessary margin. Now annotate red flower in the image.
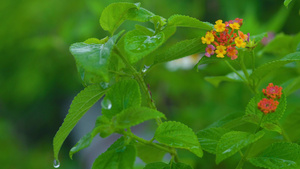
[257,98,279,114]
[262,83,283,99]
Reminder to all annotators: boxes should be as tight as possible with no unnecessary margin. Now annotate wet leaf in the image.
[100,2,140,34]
[124,29,165,63]
[53,85,106,161]
[115,107,166,129]
[102,79,141,119]
[70,32,123,82]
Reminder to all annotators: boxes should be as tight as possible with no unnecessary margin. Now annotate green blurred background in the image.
[1,0,299,168]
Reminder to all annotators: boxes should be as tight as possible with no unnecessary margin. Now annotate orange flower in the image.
[258,98,279,114]
[238,31,248,41]
[262,83,283,99]
[227,46,238,60]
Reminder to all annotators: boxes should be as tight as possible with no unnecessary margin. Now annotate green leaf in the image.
[167,15,213,30]
[136,143,166,163]
[216,131,265,164]
[95,115,114,138]
[249,142,300,169]
[244,92,287,125]
[69,131,94,159]
[102,79,141,119]
[100,2,140,34]
[144,162,169,169]
[281,77,300,96]
[124,30,165,63]
[205,70,251,87]
[135,25,155,36]
[170,162,193,169]
[127,7,155,22]
[69,114,116,158]
[70,32,123,82]
[194,55,234,71]
[208,112,245,129]
[143,162,192,169]
[283,109,300,142]
[259,33,300,57]
[154,37,206,64]
[197,127,230,154]
[154,121,203,157]
[53,84,106,161]
[84,37,109,44]
[150,15,167,29]
[162,26,177,42]
[92,137,136,169]
[250,52,300,82]
[261,122,282,134]
[284,0,293,7]
[250,32,268,45]
[115,107,166,129]
[69,126,103,159]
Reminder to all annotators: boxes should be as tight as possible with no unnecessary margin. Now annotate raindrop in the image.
[53,159,60,168]
[101,98,112,110]
[142,65,151,73]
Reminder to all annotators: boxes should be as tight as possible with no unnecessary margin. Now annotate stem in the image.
[108,70,131,77]
[235,115,265,169]
[113,47,162,125]
[251,50,255,73]
[239,53,250,80]
[224,60,247,82]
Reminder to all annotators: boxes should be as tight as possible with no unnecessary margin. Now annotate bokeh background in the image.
[1,0,299,168]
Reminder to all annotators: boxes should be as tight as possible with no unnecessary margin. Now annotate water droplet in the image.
[101,98,112,110]
[53,160,60,168]
[142,65,151,73]
[100,82,109,89]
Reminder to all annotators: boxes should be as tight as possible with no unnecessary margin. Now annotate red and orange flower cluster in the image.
[258,83,283,115]
[201,18,249,60]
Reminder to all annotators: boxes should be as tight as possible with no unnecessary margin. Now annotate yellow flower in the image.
[235,37,246,48]
[201,31,214,44]
[214,20,225,32]
[229,22,240,30]
[201,37,207,44]
[215,45,226,58]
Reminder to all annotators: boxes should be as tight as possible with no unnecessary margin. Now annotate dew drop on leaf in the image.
[142,65,150,73]
[53,159,60,168]
[101,98,112,110]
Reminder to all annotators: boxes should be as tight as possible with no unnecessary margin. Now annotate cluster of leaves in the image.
[53,2,300,169]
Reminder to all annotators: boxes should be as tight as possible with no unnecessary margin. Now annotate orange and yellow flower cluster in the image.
[201,18,249,60]
[258,83,283,115]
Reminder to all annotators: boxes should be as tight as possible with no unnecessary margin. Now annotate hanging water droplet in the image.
[142,65,151,73]
[101,98,112,110]
[53,159,60,168]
